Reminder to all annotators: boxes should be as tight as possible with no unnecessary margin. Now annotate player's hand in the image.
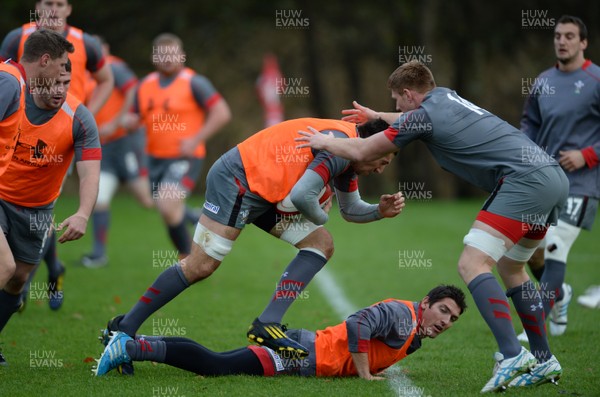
[121,113,141,131]
[558,150,586,172]
[378,191,405,218]
[98,119,118,137]
[180,137,200,157]
[295,126,334,149]
[322,194,334,213]
[56,214,88,243]
[359,373,386,381]
[341,101,378,124]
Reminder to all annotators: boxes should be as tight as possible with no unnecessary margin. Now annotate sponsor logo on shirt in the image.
[203,201,220,214]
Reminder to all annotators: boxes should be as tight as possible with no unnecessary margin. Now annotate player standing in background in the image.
[0,29,72,294]
[95,285,465,379]
[134,33,231,260]
[0,0,114,309]
[80,35,153,268]
[97,117,403,371]
[297,61,568,392]
[0,64,101,365]
[519,15,600,338]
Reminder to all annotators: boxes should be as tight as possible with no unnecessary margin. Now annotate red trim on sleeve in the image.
[311,162,331,185]
[96,56,106,72]
[581,146,599,168]
[81,148,102,161]
[139,167,149,177]
[582,59,592,70]
[247,345,275,376]
[120,78,138,95]
[383,127,398,142]
[356,339,370,353]
[347,178,358,192]
[205,92,222,108]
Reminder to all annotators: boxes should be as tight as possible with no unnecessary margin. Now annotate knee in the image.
[527,248,544,268]
[0,259,16,281]
[180,257,220,283]
[298,228,334,260]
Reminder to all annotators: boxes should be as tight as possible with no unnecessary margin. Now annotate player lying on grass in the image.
[98,117,404,374]
[94,285,465,379]
[296,61,567,392]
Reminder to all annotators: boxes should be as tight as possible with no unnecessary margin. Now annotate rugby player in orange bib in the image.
[0,0,113,112]
[94,285,465,379]
[0,63,101,364]
[97,116,404,370]
[134,33,231,260]
[0,29,72,302]
[1,0,114,311]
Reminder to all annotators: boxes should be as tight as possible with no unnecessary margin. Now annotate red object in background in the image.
[256,53,284,128]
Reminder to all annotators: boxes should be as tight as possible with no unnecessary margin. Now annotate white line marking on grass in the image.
[314,268,425,397]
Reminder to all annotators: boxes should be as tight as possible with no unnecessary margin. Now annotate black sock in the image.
[162,338,263,376]
[43,231,62,279]
[167,221,191,256]
[0,290,22,333]
[530,265,545,282]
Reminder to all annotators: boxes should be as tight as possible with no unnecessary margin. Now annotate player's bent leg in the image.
[82,171,119,268]
[155,189,190,257]
[0,261,36,338]
[248,223,331,357]
[0,231,16,290]
[459,224,535,392]
[526,246,545,281]
[127,176,154,209]
[543,220,580,336]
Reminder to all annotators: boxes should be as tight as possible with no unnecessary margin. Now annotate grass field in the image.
[1,193,599,397]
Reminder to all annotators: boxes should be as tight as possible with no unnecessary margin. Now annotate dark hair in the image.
[65,58,71,73]
[426,284,467,314]
[21,29,74,62]
[356,119,390,138]
[388,61,436,94]
[557,15,587,41]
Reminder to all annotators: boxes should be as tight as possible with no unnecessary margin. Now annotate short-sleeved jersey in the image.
[0,92,101,207]
[521,60,600,198]
[314,299,419,377]
[236,118,358,203]
[0,61,25,176]
[136,68,221,159]
[385,87,558,193]
[92,55,137,144]
[0,24,105,103]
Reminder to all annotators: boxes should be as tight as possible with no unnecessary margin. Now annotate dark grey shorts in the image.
[483,165,570,226]
[148,156,203,195]
[0,199,52,265]
[101,132,146,183]
[202,148,276,229]
[559,195,598,230]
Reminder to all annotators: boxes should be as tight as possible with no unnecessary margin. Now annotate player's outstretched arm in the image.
[341,101,401,125]
[296,127,396,162]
